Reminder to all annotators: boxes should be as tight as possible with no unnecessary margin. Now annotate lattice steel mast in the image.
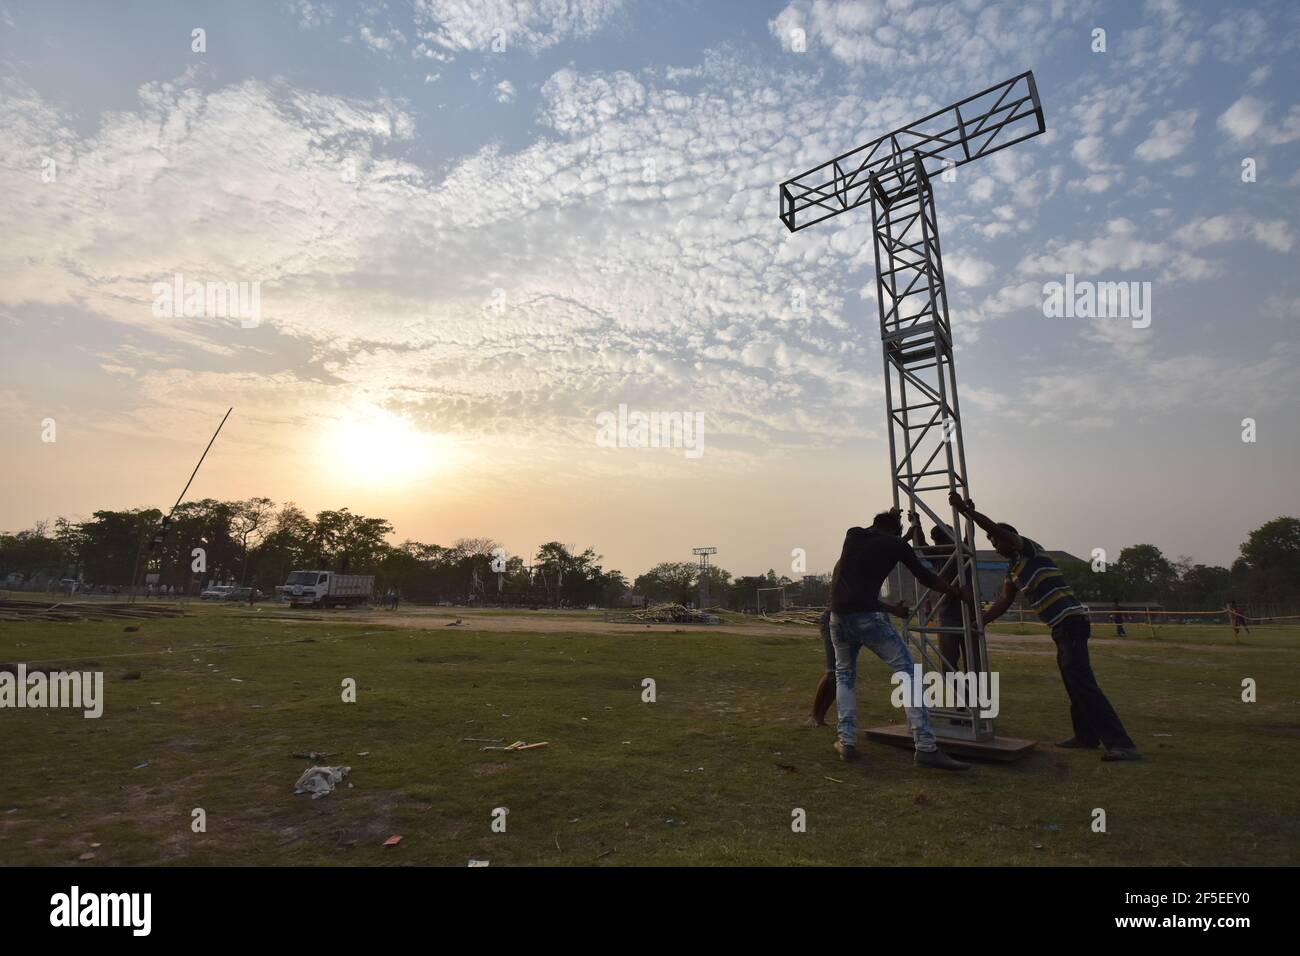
[779,72,1045,745]
[692,547,717,608]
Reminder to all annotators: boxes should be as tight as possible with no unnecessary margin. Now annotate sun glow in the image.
[318,406,458,486]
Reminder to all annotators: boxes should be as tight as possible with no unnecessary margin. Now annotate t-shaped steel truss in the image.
[779,72,1045,742]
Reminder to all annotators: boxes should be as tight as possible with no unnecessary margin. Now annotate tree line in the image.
[1,502,1296,614]
[0,499,626,607]
[1053,521,1300,616]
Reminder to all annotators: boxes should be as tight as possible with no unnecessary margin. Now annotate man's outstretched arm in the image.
[899,545,973,607]
[906,510,925,548]
[948,491,1020,553]
[983,579,1017,625]
[881,600,911,618]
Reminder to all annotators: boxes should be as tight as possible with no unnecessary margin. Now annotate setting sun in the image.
[318,406,457,486]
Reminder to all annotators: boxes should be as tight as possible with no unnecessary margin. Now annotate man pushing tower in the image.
[827,507,974,770]
[948,491,1140,762]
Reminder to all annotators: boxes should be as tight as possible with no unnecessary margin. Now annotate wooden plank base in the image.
[864,724,1037,762]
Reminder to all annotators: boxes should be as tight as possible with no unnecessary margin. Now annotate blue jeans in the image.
[830,611,937,752]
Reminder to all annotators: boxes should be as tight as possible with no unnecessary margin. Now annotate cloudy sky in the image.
[1,0,1297,580]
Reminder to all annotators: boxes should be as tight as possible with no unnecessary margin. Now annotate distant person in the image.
[827,507,974,771]
[391,589,400,611]
[1111,602,1127,638]
[1228,601,1250,637]
[950,491,1140,762]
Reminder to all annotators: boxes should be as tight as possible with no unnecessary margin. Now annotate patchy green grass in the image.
[989,619,1299,649]
[1,605,1297,866]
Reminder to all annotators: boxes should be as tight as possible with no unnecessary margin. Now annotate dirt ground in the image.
[235,603,1077,649]
[243,604,812,636]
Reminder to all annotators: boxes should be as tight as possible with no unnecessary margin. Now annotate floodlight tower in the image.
[692,547,717,608]
[779,72,1045,757]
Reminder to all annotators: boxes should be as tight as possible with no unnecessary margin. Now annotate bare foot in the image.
[804,715,826,728]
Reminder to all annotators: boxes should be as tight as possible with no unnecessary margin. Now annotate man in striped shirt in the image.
[949,492,1140,762]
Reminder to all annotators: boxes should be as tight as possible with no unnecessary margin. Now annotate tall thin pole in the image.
[171,407,233,517]
[128,408,233,602]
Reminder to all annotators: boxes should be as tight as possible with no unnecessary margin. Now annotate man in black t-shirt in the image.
[829,507,974,770]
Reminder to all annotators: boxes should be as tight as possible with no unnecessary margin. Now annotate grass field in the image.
[2,603,1298,866]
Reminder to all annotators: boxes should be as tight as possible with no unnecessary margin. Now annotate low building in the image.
[885,548,1084,610]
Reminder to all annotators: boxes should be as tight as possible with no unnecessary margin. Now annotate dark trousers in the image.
[939,626,982,674]
[1052,615,1135,750]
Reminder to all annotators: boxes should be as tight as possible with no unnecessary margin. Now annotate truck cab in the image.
[285,570,329,607]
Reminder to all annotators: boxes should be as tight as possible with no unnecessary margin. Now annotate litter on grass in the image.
[293,765,351,799]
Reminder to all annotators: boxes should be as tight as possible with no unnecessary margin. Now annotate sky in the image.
[1,0,1297,581]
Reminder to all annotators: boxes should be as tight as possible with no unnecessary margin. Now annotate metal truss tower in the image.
[779,73,1045,752]
[692,547,717,608]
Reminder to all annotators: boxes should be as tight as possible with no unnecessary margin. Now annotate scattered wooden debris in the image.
[483,739,549,751]
[759,610,825,626]
[0,599,185,622]
[604,603,721,625]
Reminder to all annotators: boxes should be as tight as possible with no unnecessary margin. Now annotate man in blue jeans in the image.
[829,507,974,770]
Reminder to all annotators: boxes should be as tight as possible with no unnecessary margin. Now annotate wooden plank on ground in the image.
[864,724,1036,762]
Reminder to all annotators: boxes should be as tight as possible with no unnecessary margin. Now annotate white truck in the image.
[284,570,375,608]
